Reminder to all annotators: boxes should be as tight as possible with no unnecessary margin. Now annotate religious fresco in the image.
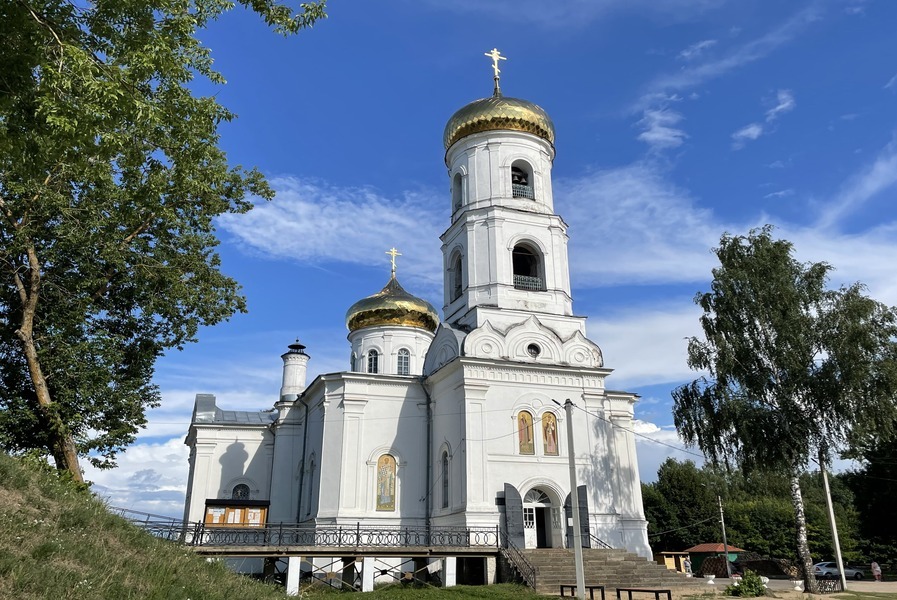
[518,411,534,455]
[542,412,558,456]
[376,454,397,511]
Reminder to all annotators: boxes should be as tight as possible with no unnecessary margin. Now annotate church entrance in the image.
[523,489,557,549]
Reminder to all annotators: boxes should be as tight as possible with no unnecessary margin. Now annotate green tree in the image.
[671,226,897,592]
[0,0,326,482]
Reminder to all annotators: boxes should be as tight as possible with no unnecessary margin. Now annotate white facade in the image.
[183,89,652,568]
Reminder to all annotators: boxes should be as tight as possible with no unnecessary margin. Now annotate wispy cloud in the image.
[678,39,717,61]
[765,89,796,120]
[642,6,822,99]
[731,123,764,148]
[885,72,897,91]
[557,162,721,285]
[637,108,688,151]
[219,178,444,289]
[816,136,897,229]
[417,0,729,28]
[764,189,795,199]
[731,89,796,149]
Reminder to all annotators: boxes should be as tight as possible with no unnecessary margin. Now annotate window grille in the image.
[368,350,379,374]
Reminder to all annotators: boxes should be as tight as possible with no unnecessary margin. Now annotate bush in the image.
[724,570,766,597]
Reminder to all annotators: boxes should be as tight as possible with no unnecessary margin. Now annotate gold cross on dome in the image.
[386,247,402,275]
[484,48,506,80]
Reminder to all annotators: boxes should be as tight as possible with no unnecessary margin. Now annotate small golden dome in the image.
[444,94,555,150]
[346,275,439,333]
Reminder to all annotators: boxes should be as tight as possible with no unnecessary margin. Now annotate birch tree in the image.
[672,226,897,592]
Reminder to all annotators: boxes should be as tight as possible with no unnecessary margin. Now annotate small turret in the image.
[280,339,310,400]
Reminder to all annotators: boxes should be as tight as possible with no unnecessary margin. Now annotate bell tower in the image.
[441,50,580,338]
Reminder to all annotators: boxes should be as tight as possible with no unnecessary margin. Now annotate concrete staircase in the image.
[519,548,700,596]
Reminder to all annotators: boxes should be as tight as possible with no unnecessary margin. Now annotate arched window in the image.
[441,451,450,509]
[511,160,534,199]
[450,252,463,301]
[452,172,463,212]
[542,412,559,456]
[397,348,410,375]
[512,243,544,291]
[367,350,379,374]
[351,351,357,371]
[232,483,250,500]
[518,411,535,455]
[376,454,397,511]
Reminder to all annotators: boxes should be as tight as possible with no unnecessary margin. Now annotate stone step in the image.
[512,548,695,593]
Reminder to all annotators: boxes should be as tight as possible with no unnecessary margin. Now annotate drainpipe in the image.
[419,377,433,540]
[296,400,309,522]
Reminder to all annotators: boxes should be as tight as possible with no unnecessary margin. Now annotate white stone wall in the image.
[183,423,274,523]
[348,325,434,376]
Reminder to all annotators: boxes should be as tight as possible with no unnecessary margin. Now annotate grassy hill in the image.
[0,453,552,599]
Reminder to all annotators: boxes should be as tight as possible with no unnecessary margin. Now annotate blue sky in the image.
[85,0,897,517]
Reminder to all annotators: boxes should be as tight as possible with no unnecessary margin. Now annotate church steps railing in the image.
[499,533,537,591]
[589,533,613,550]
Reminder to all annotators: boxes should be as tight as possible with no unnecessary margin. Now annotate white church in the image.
[183,50,651,588]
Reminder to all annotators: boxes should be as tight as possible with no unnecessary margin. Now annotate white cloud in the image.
[678,39,717,61]
[641,5,821,101]
[731,90,795,149]
[731,122,764,148]
[816,136,897,229]
[637,108,688,151]
[588,302,705,387]
[84,437,189,518]
[764,189,795,199]
[885,72,897,91]
[417,0,728,28]
[219,177,444,289]
[765,89,796,121]
[557,162,722,286]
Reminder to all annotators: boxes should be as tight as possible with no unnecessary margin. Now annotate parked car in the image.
[813,562,865,580]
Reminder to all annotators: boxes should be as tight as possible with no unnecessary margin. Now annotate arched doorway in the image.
[523,488,558,548]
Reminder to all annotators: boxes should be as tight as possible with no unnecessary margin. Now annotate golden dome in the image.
[346,275,439,333]
[443,94,555,150]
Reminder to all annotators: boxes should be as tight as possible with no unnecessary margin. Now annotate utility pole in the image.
[562,399,586,599]
[718,495,732,579]
[820,459,848,591]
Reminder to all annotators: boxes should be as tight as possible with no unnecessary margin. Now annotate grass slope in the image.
[0,454,554,600]
[0,453,288,600]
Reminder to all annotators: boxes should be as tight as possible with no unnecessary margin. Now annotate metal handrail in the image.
[499,532,537,590]
[118,516,501,550]
[589,533,613,550]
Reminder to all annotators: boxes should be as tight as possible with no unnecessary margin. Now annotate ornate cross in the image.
[484,48,506,80]
[386,247,402,275]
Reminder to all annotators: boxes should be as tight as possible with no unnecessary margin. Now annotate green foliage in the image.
[671,226,897,589]
[673,227,897,474]
[724,570,766,597]
[841,437,897,565]
[0,0,326,472]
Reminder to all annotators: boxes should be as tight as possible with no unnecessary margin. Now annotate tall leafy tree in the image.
[672,226,897,592]
[0,0,326,481]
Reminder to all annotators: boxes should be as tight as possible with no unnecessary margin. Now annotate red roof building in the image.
[684,543,746,553]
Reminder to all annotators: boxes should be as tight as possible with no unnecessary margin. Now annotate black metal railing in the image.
[512,184,535,199]
[513,274,543,291]
[118,515,500,551]
[589,533,613,550]
[499,532,537,591]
